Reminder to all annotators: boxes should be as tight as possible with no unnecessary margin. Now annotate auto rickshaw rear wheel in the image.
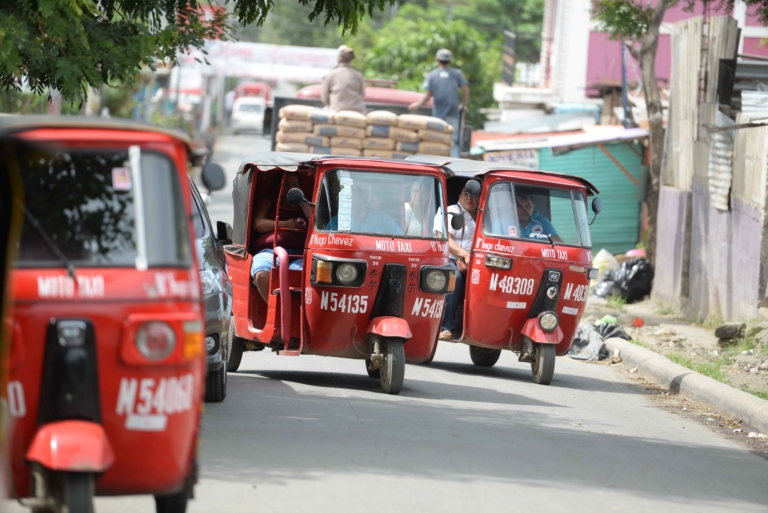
[226,317,245,372]
[531,343,556,385]
[155,487,189,513]
[379,337,405,395]
[469,346,501,367]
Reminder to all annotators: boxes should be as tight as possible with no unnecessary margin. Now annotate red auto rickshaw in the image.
[222,153,462,394]
[2,116,223,512]
[407,156,601,385]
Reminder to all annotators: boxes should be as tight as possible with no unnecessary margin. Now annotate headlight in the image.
[336,263,359,284]
[538,311,559,332]
[425,270,447,292]
[136,322,176,360]
[200,269,221,295]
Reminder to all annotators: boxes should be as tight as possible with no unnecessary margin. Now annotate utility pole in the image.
[621,43,629,128]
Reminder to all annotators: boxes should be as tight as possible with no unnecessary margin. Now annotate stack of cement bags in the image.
[275,105,335,153]
[276,105,454,158]
[363,112,452,158]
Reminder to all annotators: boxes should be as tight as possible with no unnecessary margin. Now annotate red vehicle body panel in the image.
[296,84,434,108]
[520,318,564,345]
[226,158,449,364]
[26,421,115,473]
[235,82,271,102]
[460,171,593,356]
[367,317,413,339]
[5,127,205,498]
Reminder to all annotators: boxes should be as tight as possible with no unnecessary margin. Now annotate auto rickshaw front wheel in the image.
[469,346,501,367]
[33,471,94,513]
[531,343,556,385]
[379,337,405,395]
[365,358,380,379]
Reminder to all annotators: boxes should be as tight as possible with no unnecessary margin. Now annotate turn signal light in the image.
[447,270,457,293]
[183,320,204,360]
[316,261,333,283]
[485,255,512,270]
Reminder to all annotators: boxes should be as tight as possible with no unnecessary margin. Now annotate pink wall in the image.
[742,37,768,56]
[586,32,670,94]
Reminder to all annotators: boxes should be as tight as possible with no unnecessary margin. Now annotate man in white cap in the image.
[321,45,366,114]
[409,49,469,157]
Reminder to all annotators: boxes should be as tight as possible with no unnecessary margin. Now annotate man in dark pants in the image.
[433,182,479,340]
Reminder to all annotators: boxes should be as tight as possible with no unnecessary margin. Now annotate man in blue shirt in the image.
[517,194,562,242]
[408,49,469,158]
[327,182,403,235]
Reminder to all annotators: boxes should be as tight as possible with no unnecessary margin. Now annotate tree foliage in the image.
[360,5,499,126]
[0,0,395,104]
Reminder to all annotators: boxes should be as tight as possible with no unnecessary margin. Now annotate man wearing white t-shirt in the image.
[434,181,479,340]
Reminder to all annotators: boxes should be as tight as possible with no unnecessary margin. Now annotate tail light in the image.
[183,320,204,359]
[135,322,176,360]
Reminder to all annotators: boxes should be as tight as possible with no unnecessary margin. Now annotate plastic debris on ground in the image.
[568,321,632,361]
[591,257,654,303]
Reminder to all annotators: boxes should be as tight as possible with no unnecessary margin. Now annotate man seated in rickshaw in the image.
[326,180,403,235]
[251,172,309,302]
[516,192,563,243]
[404,178,432,236]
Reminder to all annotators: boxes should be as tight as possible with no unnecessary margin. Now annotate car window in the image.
[236,103,263,113]
[189,181,207,239]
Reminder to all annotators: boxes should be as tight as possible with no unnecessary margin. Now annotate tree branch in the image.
[625,42,640,62]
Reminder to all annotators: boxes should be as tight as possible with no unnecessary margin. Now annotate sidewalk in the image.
[583,297,768,433]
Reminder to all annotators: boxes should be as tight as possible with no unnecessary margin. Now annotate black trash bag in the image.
[592,278,618,298]
[594,322,631,341]
[613,258,654,304]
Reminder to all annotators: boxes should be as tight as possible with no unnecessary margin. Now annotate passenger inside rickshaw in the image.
[250,171,310,303]
[515,191,563,243]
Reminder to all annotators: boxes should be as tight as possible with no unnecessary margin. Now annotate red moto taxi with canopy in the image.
[1,116,220,512]
[407,156,601,385]
[222,153,461,394]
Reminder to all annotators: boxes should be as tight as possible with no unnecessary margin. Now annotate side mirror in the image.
[262,107,273,138]
[202,163,226,192]
[286,188,306,207]
[216,221,233,243]
[464,179,481,197]
[450,212,465,230]
[590,197,602,225]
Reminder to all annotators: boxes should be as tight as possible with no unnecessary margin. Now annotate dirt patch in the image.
[584,298,768,402]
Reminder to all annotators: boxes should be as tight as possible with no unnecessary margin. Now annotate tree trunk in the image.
[634,2,667,268]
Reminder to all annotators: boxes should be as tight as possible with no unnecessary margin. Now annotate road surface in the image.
[8,133,768,513]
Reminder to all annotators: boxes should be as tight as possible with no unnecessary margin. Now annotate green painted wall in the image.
[537,142,649,255]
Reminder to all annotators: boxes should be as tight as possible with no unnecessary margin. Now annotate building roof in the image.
[476,128,649,154]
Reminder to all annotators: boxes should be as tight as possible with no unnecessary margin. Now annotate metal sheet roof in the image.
[477,128,649,154]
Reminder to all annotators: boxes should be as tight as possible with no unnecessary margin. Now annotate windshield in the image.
[15,145,192,268]
[315,169,446,239]
[482,181,591,248]
[236,103,263,113]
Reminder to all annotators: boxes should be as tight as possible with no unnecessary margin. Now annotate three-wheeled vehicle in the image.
[222,152,462,394]
[1,116,224,512]
[407,156,601,385]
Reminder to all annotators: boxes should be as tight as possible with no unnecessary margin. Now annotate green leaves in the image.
[592,0,657,42]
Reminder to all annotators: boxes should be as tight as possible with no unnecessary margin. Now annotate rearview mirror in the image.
[286,188,306,207]
[202,163,226,192]
[216,221,233,243]
[450,212,465,230]
[464,179,481,197]
[590,197,602,225]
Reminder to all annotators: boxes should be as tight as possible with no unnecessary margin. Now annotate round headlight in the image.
[538,312,559,332]
[136,322,176,360]
[335,263,359,284]
[546,286,558,299]
[425,270,447,292]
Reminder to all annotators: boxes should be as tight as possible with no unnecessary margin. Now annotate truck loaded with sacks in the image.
[266,90,467,159]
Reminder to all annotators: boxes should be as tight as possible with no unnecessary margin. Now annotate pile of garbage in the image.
[568,316,632,361]
[275,106,453,158]
[591,248,654,304]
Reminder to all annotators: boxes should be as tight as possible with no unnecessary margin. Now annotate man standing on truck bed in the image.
[321,46,366,114]
[409,49,469,157]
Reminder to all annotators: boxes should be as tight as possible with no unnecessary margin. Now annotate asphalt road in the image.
[8,133,768,513]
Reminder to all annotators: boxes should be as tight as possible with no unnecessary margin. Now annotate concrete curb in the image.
[604,338,768,434]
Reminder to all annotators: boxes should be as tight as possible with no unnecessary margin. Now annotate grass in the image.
[699,312,725,331]
[630,338,652,350]
[655,303,676,316]
[666,352,728,383]
[606,296,627,310]
[744,389,768,401]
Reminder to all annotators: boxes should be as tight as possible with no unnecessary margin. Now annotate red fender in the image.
[26,421,115,472]
[273,246,291,345]
[521,318,563,344]
[367,316,413,340]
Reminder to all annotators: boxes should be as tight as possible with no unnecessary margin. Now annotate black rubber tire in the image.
[379,337,405,395]
[365,358,380,379]
[226,317,244,372]
[57,472,94,513]
[469,346,502,367]
[531,343,556,385]
[155,488,189,513]
[205,363,227,402]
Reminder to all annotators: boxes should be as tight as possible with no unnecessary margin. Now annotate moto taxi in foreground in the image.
[2,116,224,512]
[222,152,464,394]
[407,156,601,385]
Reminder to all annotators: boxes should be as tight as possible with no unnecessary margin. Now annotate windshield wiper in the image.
[19,202,76,279]
[545,233,557,248]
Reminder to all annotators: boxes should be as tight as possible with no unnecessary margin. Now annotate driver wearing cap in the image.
[434,181,479,340]
[516,193,562,242]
